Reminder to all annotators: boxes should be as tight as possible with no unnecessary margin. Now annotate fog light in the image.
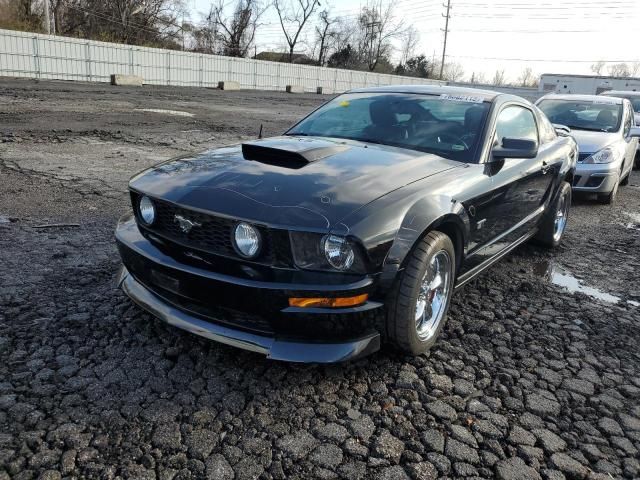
[288,294,368,308]
[139,196,156,225]
[233,222,261,258]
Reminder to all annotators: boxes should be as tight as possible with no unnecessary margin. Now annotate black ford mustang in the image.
[116,86,577,362]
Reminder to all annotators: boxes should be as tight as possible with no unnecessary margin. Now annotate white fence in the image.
[0,28,446,93]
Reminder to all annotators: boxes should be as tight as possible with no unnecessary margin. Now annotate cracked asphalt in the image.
[1,78,640,480]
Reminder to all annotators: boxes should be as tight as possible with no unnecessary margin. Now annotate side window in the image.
[535,106,557,144]
[624,103,633,136]
[495,106,538,145]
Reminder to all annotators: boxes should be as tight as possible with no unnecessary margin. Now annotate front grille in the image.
[578,153,592,162]
[132,193,282,265]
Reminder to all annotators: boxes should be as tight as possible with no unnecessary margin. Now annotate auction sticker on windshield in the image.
[440,94,484,103]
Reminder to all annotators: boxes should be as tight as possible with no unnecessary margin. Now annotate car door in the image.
[463,103,550,267]
[622,101,637,176]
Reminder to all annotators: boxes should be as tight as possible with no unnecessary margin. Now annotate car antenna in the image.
[258,124,263,139]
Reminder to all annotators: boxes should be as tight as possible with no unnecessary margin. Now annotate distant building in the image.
[539,74,640,95]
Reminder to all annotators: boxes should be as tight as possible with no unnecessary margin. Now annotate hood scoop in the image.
[242,137,350,169]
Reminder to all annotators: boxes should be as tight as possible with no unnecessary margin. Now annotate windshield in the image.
[537,99,622,132]
[625,98,640,112]
[286,93,491,161]
[602,94,640,112]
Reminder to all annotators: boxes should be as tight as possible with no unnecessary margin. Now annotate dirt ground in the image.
[1,78,639,480]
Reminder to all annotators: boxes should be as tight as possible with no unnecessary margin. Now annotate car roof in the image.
[347,84,503,102]
[601,90,640,98]
[538,93,624,104]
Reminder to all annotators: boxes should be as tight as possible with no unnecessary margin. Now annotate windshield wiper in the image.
[566,125,608,132]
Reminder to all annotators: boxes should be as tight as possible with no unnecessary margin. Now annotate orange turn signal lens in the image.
[288,294,369,309]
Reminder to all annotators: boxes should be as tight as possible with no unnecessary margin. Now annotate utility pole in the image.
[439,0,451,80]
[43,0,51,35]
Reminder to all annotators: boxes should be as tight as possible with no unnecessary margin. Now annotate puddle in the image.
[625,212,640,223]
[534,261,621,304]
[136,108,194,117]
[624,211,640,230]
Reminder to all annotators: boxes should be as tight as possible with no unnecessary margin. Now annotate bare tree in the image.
[399,25,419,66]
[314,10,340,66]
[442,62,464,82]
[207,0,264,57]
[590,60,606,76]
[492,69,506,86]
[630,62,640,77]
[59,0,187,47]
[517,67,537,87]
[357,1,404,72]
[469,71,487,84]
[273,0,320,62]
[608,62,630,77]
[0,0,44,32]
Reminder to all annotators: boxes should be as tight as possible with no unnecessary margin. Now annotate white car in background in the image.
[536,94,640,204]
[600,90,640,165]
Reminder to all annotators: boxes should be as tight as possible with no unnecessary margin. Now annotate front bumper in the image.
[115,215,383,362]
[572,162,620,193]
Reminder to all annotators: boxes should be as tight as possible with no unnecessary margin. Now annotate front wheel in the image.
[386,231,456,355]
[597,181,618,205]
[535,181,571,248]
[620,168,630,186]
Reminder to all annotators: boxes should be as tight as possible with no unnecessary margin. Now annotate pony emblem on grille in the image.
[174,214,201,234]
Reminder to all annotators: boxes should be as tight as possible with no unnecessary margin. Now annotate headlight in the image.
[233,222,261,258]
[289,231,366,273]
[323,235,354,270]
[138,196,156,225]
[583,147,617,164]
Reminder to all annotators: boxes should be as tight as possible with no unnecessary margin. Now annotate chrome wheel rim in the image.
[415,250,452,341]
[553,192,569,242]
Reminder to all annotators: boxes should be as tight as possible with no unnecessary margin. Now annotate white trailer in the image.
[539,74,640,95]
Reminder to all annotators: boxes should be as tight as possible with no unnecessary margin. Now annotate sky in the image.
[187,0,640,83]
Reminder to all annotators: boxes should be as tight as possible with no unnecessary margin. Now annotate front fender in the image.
[336,181,471,293]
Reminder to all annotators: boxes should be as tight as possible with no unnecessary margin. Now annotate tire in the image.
[620,169,630,186]
[597,181,618,204]
[534,181,571,248]
[386,231,455,355]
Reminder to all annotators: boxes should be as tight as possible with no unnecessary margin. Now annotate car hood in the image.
[569,130,620,154]
[130,136,462,230]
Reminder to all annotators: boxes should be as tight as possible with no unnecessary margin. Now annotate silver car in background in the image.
[536,94,640,204]
[600,90,640,165]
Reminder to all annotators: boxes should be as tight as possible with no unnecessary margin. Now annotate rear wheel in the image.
[386,231,455,355]
[535,181,571,248]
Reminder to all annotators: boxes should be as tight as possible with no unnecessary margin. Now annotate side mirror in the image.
[553,124,571,136]
[492,138,539,159]
[629,126,640,138]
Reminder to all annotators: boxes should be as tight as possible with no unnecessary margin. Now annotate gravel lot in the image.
[1,78,640,480]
